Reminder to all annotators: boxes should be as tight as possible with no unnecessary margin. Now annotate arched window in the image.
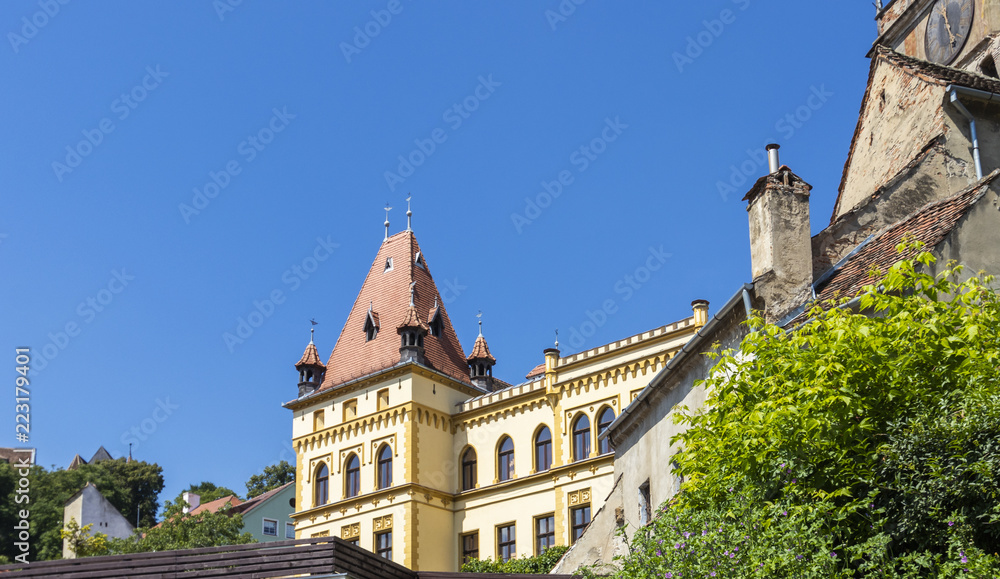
[572,414,591,462]
[497,436,515,481]
[314,463,329,506]
[461,447,477,491]
[377,445,393,489]
[534,426,552,472]
[597,407,616,454]
[345,454,360,498]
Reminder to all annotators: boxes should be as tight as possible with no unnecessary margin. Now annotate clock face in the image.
[925,0,975,65]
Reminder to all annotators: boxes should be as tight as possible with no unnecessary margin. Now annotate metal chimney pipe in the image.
[766,144,781,174]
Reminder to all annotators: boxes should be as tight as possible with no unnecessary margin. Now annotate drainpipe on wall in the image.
[948,86,990,181]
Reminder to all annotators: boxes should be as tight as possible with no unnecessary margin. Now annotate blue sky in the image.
[2,1,876,510]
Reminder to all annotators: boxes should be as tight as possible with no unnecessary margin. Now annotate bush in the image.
[461,545,569,574]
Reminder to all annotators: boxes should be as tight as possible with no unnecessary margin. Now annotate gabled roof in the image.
[68,454,86,470]
[832,46,1000,221]
[317,231,471,392]
[795,171,997,325]
[230,481,294,516]
[467,335,496,364]
[90,446,113,463]
[189,495,241,515]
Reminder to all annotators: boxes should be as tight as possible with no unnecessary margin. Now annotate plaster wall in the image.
[62,485,134,559]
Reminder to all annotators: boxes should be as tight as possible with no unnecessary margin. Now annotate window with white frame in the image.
[263,518,278,536]
[285,522,295,539]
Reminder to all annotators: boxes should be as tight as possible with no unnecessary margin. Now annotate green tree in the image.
[245,461,295,499]
[614,248,1000,578]
[60,518,109,558]
[0,459,163,561]
[107,503,255,554]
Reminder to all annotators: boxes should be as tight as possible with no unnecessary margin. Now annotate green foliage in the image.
[0,458,163,561]
[107,503,255,554]
[614,248,1000,578]
[245,461,295,499]
[461,545,569,574]
[60,518,110,558]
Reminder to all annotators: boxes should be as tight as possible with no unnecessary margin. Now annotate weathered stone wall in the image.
[554,304,750,574]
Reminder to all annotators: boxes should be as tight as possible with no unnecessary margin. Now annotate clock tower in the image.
[873,0,1000,74]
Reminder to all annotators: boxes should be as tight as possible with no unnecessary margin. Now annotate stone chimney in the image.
[744,147,813,322]
[691,300,710,328]
[182,491,200,514]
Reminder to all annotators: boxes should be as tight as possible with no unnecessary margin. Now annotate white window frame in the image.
[285,522,295,539]
[262,518,278,536]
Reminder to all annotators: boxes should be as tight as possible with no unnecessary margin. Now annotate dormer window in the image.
[428,312,442,337]
[384,258,394,273]
[415,252,425,269]
[364,310,380,342]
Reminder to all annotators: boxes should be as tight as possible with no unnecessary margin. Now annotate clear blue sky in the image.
[2,1,875,510]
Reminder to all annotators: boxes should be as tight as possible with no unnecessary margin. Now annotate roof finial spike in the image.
[433,296,438,309]
[406,193,412,231]
[384,202,393,242]
[369,300,373,312]
[555,329,559,348]
[310,318,318,344]
[409,281,416,307]
[477,310,483,337]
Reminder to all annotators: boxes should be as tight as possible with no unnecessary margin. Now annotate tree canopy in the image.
[614,248,1000,578]
[245,460,295,499]
[0,458,163,561]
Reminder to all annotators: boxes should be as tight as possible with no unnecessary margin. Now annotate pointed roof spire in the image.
[316,228,472,391]
[467,334,496,364]
[406,193,413,231]
[477,310,483,336]
[384,202,392,242]
[296,325,325,368]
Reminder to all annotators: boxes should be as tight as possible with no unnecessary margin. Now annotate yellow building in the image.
[284,219,706,572]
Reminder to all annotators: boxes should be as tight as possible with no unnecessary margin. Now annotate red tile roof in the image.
[795,175,994,325]
[467,335,496,363]
[188,495,241,516]
[317,231,471,392]
[525,363,545,379]
[296,342,325,368]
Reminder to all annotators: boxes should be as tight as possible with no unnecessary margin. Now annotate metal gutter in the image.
[949,89,985,181]
[603,283,754,447]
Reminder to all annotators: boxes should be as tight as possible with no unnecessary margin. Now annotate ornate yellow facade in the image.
[284,227,705,572]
